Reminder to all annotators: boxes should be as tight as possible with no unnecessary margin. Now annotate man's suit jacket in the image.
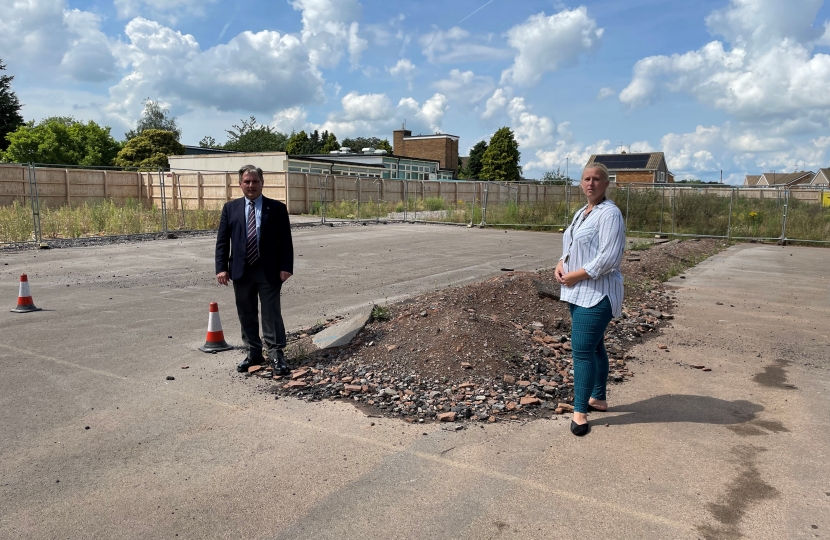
[215,196,294,284]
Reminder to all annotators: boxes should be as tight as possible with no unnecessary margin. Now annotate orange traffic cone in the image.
[199,302,234,353]
[10,274,42,313]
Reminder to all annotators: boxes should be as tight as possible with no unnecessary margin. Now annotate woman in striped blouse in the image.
[555,163,626,436]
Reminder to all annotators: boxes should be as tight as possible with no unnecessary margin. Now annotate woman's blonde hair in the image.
[582,162,609,182]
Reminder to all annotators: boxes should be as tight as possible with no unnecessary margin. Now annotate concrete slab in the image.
[312,304,374,349]
[0,230,827,539]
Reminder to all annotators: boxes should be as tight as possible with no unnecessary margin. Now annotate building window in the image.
[608,174,616,183]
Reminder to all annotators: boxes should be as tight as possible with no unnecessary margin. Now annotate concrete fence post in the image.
[320,175,326,224]
[65,169,70,205]
[331,175,337,213]
[197,172,204,209]
[158,168,168,236]
[304,174,310,213]
[376,180,381,222]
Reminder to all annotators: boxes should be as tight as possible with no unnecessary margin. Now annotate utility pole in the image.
[566,157,569,185]
[720,170,722,184]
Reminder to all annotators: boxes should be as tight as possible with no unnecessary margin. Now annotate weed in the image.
[371,304,391,322]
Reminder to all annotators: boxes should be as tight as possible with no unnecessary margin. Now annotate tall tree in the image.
[3,116,121,166]
[540,167,573,185]
[321,132,340,153]
[198,117,289,152]
[480,127,521,182]
[114,129,184,170]
[0,60,24,152]
[222,116,287,152]
[285,130,310,155]
[460,140,487,179]
[125,99,181,141]
[341,136,390,152]
[375,138,393,154]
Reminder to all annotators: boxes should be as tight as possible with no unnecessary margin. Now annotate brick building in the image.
[585,152,674,184]
[393,129,459,178]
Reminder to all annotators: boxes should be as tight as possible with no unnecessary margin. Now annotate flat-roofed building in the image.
[393,129,459,178]
[167,151,453,180]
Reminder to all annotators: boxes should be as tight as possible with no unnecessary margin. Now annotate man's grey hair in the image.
[583,162,609,182]
[238,164,264,183]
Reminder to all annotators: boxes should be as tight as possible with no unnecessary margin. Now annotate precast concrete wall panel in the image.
[0,165,26,205]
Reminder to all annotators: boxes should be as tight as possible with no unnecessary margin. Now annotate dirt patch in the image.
[244,238,724,424]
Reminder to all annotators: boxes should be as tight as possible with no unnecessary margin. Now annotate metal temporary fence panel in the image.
[728,188,785,241]
[671,187,731,238]
[780,190,829,242]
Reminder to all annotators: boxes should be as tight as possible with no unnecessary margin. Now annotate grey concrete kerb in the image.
[312,304,374,349]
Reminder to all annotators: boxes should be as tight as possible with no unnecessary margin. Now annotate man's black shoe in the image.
[269,351,290,376]
[237,356,265,373]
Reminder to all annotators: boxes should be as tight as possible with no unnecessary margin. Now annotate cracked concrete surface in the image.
[0,228,828,539]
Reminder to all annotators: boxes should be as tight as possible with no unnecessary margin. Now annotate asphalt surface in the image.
[0,226,828,539]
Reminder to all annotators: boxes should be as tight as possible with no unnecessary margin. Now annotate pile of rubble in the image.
[242,238,720,423]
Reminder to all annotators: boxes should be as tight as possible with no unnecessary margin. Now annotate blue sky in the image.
[3,0,830,183]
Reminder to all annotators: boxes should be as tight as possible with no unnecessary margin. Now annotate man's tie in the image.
[245,200,259,265]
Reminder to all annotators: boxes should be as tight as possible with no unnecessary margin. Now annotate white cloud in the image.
[388,58,416,89]
[271,107,308,133]
[397,93,450,133]
[0,0,117,83]
[820,21,830,46]
[501,7,603,87]
[597,87,616,100]
[705,0,823,45]
[482,88,511,120]
[506,97,555,150]
[813,135,830,148]
[620,0,830,123]
[431,69,494,104]
[419,26,511,64]
[317,91,448,138]
[106,18,325,128]
[317,91,394,137]
[660,125,722,172]
[291,0,368,69]
[525,135,616,175]
[113,0,216,23]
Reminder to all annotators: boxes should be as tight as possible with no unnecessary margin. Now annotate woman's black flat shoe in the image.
[570,420,590,436]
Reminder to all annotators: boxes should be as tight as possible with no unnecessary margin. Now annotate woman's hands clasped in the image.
[555,260,589,287]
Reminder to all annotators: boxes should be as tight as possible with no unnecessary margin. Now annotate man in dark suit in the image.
[215,164,293,375]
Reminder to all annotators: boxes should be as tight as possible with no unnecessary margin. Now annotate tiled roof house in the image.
[811,168,830,186]
[756,171,814,187]
[585,152,674,184]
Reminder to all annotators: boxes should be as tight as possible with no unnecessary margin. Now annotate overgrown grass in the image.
[610,188,830,241]
[419,198,578,229]
[1,199,221,242]
[0,201,35,243]
[308,198,398,220]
